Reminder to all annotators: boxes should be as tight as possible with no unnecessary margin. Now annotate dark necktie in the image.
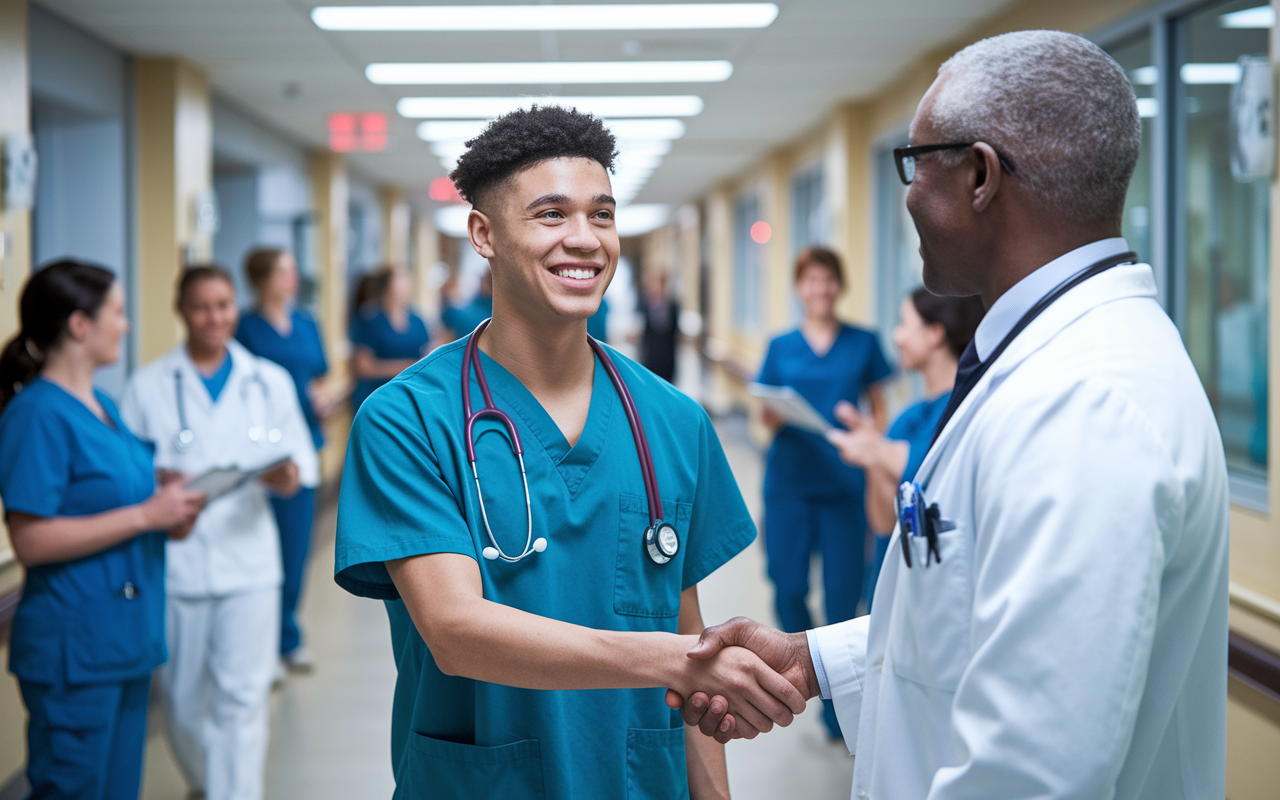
[930,341,983,446]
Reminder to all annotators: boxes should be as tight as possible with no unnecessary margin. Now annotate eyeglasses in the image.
[892,142,1017,185]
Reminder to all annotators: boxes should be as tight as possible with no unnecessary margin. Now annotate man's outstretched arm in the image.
[387,553,807,735]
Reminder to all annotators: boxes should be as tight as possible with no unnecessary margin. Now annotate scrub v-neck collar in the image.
[799,323,846,359]
[472,348,615,496]
[37,377,120,432]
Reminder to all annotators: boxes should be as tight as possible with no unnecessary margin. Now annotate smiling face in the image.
[892,296,945,372]
[179,276,239,354]
[795,262,841,320]
[468,157,619,325]
[263,252,299,304]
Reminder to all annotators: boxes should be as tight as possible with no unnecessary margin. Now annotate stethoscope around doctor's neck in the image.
[462,319,679,566]
[172,364,282,453]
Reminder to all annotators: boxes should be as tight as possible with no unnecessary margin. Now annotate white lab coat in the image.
[811,263,1229,800]
[120,340,319,800]
[120,339,319,597]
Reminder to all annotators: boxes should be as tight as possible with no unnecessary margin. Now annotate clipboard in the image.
[748,383,833,436]
[186,456,290,502]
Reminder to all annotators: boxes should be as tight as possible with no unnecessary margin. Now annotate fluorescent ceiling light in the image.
[417,118,686,142]
[1180,63,1243,84]
[368,61,732,85]
[1136,97,1158,119]
[1221,6,1274,28]
[1131,66,1158,86]
[616,204,671,237]
[398,95,704,118]
[313,4,778,31]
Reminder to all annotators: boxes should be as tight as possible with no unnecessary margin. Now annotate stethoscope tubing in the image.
[173,360,281,454]
[462,319,666,562]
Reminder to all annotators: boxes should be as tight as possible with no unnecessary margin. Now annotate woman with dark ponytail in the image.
[0,260,206,799]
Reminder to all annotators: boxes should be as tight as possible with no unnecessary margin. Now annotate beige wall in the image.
[0,0,30,785]
[310,151,351,482]
[134,58,212,363]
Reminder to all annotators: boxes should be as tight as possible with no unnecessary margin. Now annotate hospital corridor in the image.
[2,0,1280,799]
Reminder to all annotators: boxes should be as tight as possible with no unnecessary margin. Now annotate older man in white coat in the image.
[671,30,1229,800]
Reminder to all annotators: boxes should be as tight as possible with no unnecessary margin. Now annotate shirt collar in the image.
[973,237,1130,361]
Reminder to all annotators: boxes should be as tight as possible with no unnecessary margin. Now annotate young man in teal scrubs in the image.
[334,106,805,799]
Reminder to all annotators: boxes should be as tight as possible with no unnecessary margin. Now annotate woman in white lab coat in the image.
[121,265,319,800]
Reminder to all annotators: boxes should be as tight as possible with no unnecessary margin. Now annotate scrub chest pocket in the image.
[396,734,545,799]
[615,494,692,618]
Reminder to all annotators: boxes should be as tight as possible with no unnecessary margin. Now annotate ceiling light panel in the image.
[313,4,779,31]
[367,61,733,85]
[397,96,704,118]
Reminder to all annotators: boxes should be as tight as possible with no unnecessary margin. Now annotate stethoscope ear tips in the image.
[532,538,547,553]
[482,547,500,561]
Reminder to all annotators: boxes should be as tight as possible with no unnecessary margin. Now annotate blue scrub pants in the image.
[20,675,150,800]
[763,491,866,740]
[272,486,316,656]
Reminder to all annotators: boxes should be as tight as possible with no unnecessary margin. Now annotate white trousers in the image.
[160,588,279,800]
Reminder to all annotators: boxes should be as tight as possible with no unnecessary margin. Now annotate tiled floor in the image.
[142,413,855,799]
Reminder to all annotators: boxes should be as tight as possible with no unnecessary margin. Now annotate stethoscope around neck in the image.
[462,319,679,565]
[173,362,282,454]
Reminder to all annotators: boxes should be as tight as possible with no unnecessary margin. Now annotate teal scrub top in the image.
[0,379,166,686]
[441,295,493,339]
[350,308,430,412]
[335,339,756,800]
[758,325,891,499]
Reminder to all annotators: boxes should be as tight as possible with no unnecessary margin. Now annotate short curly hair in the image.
[449,105,617,209]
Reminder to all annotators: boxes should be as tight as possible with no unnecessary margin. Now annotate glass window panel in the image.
[733,192,763,333]
[1175,0,1270,484]
[790,163,828,323]
[874,139,923,357]
[1106,31,1156,269]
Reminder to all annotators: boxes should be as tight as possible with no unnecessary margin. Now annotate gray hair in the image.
[929,30,1141,225]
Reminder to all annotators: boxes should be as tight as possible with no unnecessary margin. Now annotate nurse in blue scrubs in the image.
[756,245,891,740]
[826,287,984,610]
[440,270,494,340]
[236,248,330,672]
[0,260,205,799]
[334,106,805,800]
[350,267,430,412]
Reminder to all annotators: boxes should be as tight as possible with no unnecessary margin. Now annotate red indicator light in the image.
[429,177,463,203]
[750,221,771,244]
[329,112,389,152]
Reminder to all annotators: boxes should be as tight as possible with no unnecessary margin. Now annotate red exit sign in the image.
[329,113,388,152]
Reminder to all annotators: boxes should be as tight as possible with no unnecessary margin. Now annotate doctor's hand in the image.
[666,617,819,744]
[141,481,206,540]
[826,401,880,469]
[259,460,301,498]
[664,643,808,740]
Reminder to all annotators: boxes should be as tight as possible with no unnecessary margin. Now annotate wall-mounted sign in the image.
[3,133,37,211]
[330,113,389,152]
[1231,55,1273,183]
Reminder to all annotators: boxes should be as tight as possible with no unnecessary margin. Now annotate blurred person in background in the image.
[440,269,494,340]
[0,261,204,799]
[755,245,891,741]
[236,247,331,674]
[827,287,983,609]
[121,265,319,800]
[638,272,679,382]
[350,265,431,413]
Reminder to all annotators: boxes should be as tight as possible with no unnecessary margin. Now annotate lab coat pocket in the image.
[615,493,692,619]
[397,734,545,799]
[626,727,689,800]
[888,528,972,691]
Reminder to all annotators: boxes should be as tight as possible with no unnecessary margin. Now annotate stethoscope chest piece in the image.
[645,521,679,565]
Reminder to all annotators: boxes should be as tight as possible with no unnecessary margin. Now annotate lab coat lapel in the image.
[914,264,1159,488]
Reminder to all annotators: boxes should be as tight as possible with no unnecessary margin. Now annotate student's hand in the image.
[664,642,808,739]
[666,617,820,744]
[260,460,301,497]
[827,401,881,468]
[760,407,784,430]
[142,481,207,536]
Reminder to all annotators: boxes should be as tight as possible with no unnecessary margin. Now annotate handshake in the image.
[662,617,820,744]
